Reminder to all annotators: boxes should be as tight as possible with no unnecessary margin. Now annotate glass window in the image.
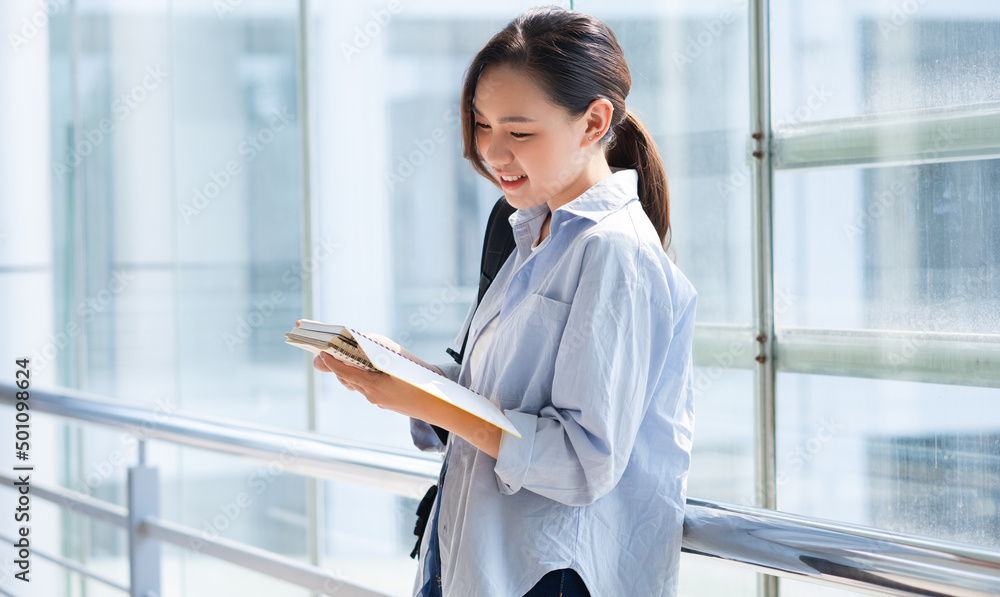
[678,553,758,597]
[780,578,872,597]
[771,0,1000,126]
[777,373,1000,549]
[770,0,1000,567]
[773,160,1000,333]
[687,369,755,505]
[11,0,309,593]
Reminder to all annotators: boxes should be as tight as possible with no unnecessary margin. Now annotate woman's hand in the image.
[313,351,426,419]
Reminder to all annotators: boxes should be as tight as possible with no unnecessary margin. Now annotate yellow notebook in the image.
[285,319,520,437]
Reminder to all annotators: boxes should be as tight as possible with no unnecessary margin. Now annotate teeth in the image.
[501,175,526,182]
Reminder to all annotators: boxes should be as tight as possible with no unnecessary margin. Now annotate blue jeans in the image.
[522,569,591,597]
[418,455,447,597]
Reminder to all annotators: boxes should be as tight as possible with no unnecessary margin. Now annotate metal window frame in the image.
[748,1,779,595]
[295,0,325,587]
[693,324,1000,387]
[773,102,1000,171]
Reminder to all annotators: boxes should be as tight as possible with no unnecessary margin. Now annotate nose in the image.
[481,133,512,172]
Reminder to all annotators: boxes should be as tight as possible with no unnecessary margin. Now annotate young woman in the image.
[315,7,697,597]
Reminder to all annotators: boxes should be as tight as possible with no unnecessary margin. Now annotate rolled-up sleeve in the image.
[494,244,674,506]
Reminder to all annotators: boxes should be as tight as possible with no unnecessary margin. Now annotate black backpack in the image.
[410,196,517,559]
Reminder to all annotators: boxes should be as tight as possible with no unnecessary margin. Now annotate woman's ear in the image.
[583,98,614,146]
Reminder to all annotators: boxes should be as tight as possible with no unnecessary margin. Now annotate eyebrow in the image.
[472,104,536,124]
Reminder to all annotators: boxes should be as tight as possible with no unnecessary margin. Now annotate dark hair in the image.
[460,6,670,249]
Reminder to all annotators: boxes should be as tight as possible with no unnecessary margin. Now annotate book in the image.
[285,319,520,437]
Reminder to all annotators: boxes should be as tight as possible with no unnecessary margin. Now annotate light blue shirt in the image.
[410,169,697,597]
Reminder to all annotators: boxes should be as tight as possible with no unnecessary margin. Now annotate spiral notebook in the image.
[285,319,519,436]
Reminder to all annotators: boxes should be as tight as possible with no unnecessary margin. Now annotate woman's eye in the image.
[510,132,531,139]
[475,122,490,130]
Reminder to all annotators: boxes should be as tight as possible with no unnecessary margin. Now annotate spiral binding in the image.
[284,329,379,372]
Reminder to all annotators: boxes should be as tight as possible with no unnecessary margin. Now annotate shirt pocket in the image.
[521,291,572,321]
[492,293,573,411]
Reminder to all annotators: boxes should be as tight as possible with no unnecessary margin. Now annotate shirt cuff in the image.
[493,410,537,495]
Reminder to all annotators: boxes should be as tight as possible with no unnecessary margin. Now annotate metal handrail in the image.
[0,383,439,498]
[684,499,1000,597]
[0,530,129,592]
[3,384,1000,596]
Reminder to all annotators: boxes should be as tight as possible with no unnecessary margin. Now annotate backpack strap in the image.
[434,197,517,447]
[446,196,518,366]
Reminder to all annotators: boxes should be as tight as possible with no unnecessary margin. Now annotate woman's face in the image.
[473,65,601,211]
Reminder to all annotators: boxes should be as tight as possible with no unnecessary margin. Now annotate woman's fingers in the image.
[336,375,357,391]
[313,350,403,412]
[318,352,385,393]
[313,354,357,390]
[313,354,333,372]
[319,352,338,369]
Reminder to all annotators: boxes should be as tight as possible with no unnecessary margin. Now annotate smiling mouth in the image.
[500,174,526,182]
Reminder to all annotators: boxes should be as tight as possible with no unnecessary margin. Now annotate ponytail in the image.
[606,109,671,250]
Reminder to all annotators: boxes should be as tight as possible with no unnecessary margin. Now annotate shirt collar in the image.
[508,168,639,233]
[554,168,639,226]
